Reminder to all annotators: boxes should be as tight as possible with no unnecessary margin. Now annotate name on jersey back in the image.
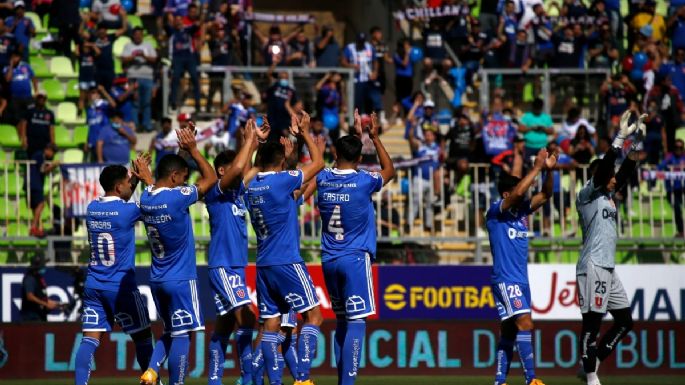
[321,193,350,202]
[88,221,112,230]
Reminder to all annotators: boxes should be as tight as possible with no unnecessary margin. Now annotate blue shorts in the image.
[258,309,297,328]
[150,279,205,336]
[208,266,252,315]
[256,262,320,320]
[323,253,376,320]
[81,286,150,334]
[492,282,532,321]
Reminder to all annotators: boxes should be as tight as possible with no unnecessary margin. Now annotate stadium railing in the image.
[2,158,684,265]
[161,65,356,121]
[478,68,611,123]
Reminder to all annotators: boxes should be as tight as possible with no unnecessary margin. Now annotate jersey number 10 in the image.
[91,232,115,266]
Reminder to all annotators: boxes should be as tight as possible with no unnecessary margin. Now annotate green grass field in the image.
[2,376,683,385]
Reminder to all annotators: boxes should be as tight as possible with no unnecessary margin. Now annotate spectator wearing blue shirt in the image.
[168,15,201,111]
[314,25,340,68]
[659,139,685,237]
[315,72,342,137]
[659,48,685,100]
[149,117,178,167]
[0,19,16,71]
[668,5,685,54]
[165,0,192,21]
[110,76,136,124]
[93,23,126,91]
[206,26,232,112]
[96,110,136,165]
[77,35,100,113]
[85,85,117,161]
[342,33,380,115]
[3,50,36,125]
[5,1,33,60]
[25,143,58,237]
[264,70,297,141]
[18,91,54,158]
[393,38,413,104]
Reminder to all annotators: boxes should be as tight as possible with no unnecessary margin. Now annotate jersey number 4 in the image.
[328,205,345,241]
[147,226,165,258]
[91,232,115,266]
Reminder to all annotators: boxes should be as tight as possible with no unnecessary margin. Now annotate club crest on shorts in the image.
[595,295,603,307]
[513,298,523,309]
[236,288,246,299]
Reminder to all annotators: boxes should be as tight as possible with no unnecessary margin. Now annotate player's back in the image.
[486,199,532,284]
[140,185,199,281]
[576,179,617,273]
[247,170,303,266]
[85,197,140,289]
[205,181,248,268]
[317,168,383,261]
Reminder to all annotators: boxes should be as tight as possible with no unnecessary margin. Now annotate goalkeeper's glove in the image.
[613,110,647,149]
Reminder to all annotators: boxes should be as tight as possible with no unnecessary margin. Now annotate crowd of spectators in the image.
[2,0,685,237]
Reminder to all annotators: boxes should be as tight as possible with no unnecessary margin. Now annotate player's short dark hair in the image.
[256,141,285,168]
[370,26,382,34]
[132,26,144,34]
[156,154,189,179]
[214,150,237,170]
[161,117,172,125]
[99,164,129,192]
[334,135,362,163]
[497,172,521,196]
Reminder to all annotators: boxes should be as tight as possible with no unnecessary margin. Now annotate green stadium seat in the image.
[6,222,30,237]
[62,148,84,164]
[25,12,45,33]
[1,151,15,171]
[43,79,66,103]
[54,125,74,149]
[73,125,89,145]
[50,56,77,78]
[56,102,85,125]
[65,79,80,99]
[0,199,12,220]
[18,199,31,220]
[0,172,22,196]
[113,36,131,58]
[676,128,685,143]
[143,35,158,49]
[127,15,143,29]
[0,124,21,148]
[29,56,50,78]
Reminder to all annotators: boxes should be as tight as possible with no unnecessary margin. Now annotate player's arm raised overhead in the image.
[220,118,257,191]
[594,110,646,191]
[530,149,558,211]
[370,111,395,185]
[130,152,154,191]
[500,148,548,212]
[296,110,325,183]
[177,122,218,198]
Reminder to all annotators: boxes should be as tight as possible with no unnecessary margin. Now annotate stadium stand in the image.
[0,0,683,267]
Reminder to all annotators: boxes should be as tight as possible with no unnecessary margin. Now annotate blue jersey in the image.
[317,168,383,262]
[247,170,303,266]
[205,181,249,268]
[140,185,199,282]
[486,199,532,284]
[85,196,141,290]
[87,99,111,148]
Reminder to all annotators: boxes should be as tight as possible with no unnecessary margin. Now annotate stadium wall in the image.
[1,265,684,323]
[0,320,683,379]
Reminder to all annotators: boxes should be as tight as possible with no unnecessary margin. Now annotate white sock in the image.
[595,358,601,374]
[587,371,600,385]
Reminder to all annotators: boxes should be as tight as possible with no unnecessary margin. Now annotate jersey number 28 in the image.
[507,284,523,298]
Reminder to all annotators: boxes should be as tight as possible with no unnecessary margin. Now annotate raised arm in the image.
[531,150,558,210]
[131,152,154,186]
[296,111,324,183]
[177,122,218,198]
[501,148,548,212]
[370,112,395,185]
[594,110,645,190]
[220,118,257,191]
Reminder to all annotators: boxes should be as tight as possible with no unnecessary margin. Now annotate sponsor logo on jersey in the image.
[288,170,299,177]
[180,186,193,195]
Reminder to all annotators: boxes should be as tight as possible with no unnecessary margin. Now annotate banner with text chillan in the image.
[378,265,685,321]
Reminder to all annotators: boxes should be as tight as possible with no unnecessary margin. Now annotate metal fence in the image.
[161,65,356,122]
[2,158,685,265]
